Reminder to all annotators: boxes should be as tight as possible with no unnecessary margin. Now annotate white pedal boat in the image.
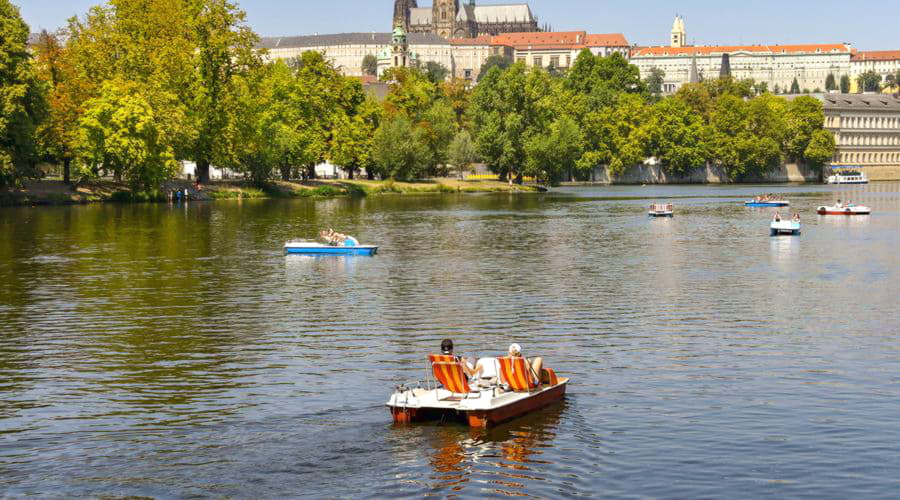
[816,204,871,216]
[387,355,568,428]
[283,241,378,256]
[770,220,801,236]
[648,203,674,217]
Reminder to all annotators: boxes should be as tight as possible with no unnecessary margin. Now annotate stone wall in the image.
[589,162,821,185]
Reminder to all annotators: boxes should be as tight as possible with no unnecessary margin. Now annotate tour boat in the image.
[387,355,568,428]
[648,203,674,217]
[816,204,871,216]
[283,241,378,256]
[770,219,801,236]
[745,200,790,208]
[826,170,869,185]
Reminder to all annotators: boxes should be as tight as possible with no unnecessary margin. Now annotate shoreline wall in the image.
[588,162,821,185]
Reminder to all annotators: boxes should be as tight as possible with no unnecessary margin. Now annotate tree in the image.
[567,49,646,108]
[476,55,511,82]
[790,77,801,94]
[708,95,782,180]
[804,129,836,169]
[76,80,181,192]
[440,78,471,126]
[32,30,80,184]
[382,66,436,120]
[857,71,881,93]
[372,115,429,181]
[424,61,449,84]
[643,97,708,175]
[577,93,648,177]
[882,73,898,93]
[329,94,380,179]
[420,99,457,175]
[448,129,476,180]
[840,75,851,93]
[752,81,769,95]
[645,67,665,100]
[361,54,377,76]
[825,73,837,92]
[0,0,46,187]
[524,116,583,185]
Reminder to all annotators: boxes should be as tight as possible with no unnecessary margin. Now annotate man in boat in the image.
[439,339,479,377]
[773,212,782,222]
[319,228,360,247]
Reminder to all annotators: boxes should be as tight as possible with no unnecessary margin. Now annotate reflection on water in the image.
[1,183,900,497]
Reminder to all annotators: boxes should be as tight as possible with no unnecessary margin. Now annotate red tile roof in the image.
[490,31,629,50]
[449,35,495,46]
[634,44,850,57]
[852,50,900,62]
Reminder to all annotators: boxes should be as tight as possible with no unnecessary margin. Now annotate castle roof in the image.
[852,50,900,62]
[634,44,850,57]
[257,32,449,49]
[409,3,535,26]
[488,31,628,50]
[818,93,900,111]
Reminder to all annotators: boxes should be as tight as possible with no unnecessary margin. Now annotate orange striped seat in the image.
[541,367,559,386]
[431,362,471,395]
[498,357,540,392]
[428,354,456,364]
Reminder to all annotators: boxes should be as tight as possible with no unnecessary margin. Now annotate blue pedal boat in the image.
[284,241,378,256]
[746,200,790,208]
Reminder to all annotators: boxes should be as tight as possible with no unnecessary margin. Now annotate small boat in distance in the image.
[746,195,790,207]
[388,355,568,428]
[826,169,869,185]
[648,203,674,217]
[283,241,378,256]
[817,204,871,216]
[771,219,801,236]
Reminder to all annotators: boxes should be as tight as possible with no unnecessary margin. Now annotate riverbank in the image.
[0,179,540,206]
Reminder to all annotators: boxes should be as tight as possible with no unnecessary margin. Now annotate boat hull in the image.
[389,381,568,428]
[770,221,801,236]
[284,244,378,256]
[817,208,870,216]
[746,202,790,207]
[648,212,674,217]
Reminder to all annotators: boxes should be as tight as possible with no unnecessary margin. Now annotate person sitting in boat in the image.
[439,339,479,378]
[508,343,547,385]
[773,212,782,222]
[792,213,801,222]
[836,199,843,209]
[320,228,360,247]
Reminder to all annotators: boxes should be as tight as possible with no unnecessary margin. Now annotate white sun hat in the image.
[509,343,522,356]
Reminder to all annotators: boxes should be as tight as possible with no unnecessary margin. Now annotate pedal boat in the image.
[283,241,378,256]
[746,200,790,208]
[387,355,568,428]
[648,203,674,217]
[816,204,871,216]
[770,219,801,236]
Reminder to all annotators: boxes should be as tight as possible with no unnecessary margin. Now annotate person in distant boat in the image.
[320,228,359,247]
[836,199,842,208]
[508,343,546,385]
[773,212,782,222]
[440,339,479,377]
[792,213,801,222]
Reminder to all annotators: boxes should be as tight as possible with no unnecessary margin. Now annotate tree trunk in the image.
[63,158,71,185]
[306,164,317,180]
[348,167,354,180]
[366,167,375,180]
[196,159,211,184]
[280,163,291,181]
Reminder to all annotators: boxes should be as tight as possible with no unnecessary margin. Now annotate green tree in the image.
[885,73,897,93]
[382,66,436,121]
[361,54,377,76]
[448,129,477,180]
[645,67,665,100]
[825,73,837,91]
[857,71,881,93]
[785,96,825,161]
[790,77,801,94]
[476,55,511,82]
[424,61,450,84]
[372,115,429,181]
[567,49,646,108]
[524,116,583,185]
[577,93,648,177]
[0,0,46,187]
[420,99,457,175]
[76,80,181,192]
[32,30,80,184]
[840,75,851,93]
[708,95,782,179]
[804,129,836,169]
[643,97,708,175]
[329,94,381,179]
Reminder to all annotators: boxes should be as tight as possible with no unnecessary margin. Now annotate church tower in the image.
[393,0,417,31]
[432,0,459,38]
[671,15,686,48]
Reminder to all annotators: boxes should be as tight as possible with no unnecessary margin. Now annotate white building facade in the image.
[850,51,900,92]
[819,93,900,170]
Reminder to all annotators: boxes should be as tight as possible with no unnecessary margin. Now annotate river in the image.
[1,183,899,498]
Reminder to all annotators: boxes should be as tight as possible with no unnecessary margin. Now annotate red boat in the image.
[387,355,568,428]
[817,204,871,216]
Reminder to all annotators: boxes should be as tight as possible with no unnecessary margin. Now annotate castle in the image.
[392,0,539,39]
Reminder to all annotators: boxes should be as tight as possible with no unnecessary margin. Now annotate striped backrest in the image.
[542,367,559,386]
[498,357,539,392]
[431,362,470,394]
[429,354,456,364]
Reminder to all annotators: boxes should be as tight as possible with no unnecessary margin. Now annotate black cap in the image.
[440,339,453,354]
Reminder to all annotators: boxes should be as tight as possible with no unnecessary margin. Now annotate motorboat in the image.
[746,199,790,207]
[648,203,674,217]
[387,355,568,428]
[826,170,868,185]
[283,241,378,256]
[770,219,801,236]
[817,204,871,216]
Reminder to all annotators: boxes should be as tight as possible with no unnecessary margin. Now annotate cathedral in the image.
[393,0,539,39]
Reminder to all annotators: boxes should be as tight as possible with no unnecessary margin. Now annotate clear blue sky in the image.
[18,0,900,51]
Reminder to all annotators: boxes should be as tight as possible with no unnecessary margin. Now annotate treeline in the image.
[1,0,836,192]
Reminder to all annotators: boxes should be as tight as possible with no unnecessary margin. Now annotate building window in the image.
[566,55,571,67]
[464,69,472,79]
[533,56,543,67]
[550,56,560,68]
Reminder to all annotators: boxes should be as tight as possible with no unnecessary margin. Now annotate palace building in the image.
[819,93,900,176]
[393,0,539,39]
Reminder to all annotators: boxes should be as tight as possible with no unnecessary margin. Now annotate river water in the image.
[1,184,899,498]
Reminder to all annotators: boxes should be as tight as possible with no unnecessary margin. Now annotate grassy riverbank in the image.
[1,178,539,206]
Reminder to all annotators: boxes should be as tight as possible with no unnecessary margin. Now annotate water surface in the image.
[1,183,899,497]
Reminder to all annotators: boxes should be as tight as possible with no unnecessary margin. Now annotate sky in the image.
[18,0,900,51]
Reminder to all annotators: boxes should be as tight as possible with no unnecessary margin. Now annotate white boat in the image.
[283,241,378,256]
[648,203,674,217]
[770,219,801,236]
[816,204,871,216]
[826,170,868,185]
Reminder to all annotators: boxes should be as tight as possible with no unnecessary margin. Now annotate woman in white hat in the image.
[508,343,544,384]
